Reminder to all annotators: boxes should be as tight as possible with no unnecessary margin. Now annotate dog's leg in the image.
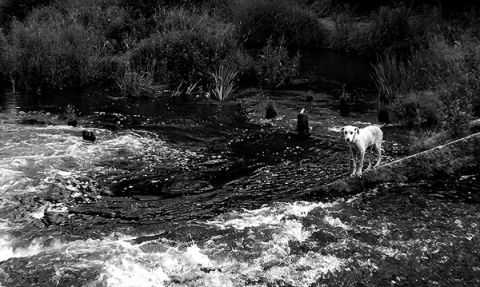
[356,147,366,177]
[373,143,382,168]
[364,146,373,172]
[349,148,357,177]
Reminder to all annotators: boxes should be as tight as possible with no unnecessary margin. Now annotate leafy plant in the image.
[130,8,237,86]
[392,91,444,127]
[371,53,409,106]
[116,59,155,97]
[232,0,324,48]
[210,62,238,101]
[255,38,300,88]
[65,104,77,120]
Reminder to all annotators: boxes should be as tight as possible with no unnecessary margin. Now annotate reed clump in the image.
[210,62,238,101]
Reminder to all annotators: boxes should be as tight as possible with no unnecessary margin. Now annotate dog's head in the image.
[340,125,359,143]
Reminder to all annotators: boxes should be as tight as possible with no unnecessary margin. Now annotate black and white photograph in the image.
[0,0,479,286]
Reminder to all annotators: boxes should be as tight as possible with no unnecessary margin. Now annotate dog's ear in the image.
[355,127,359,134]
[340,127,344,133]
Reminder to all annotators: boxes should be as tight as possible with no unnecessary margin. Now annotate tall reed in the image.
[210,62,238,101]
[371,53,408,105]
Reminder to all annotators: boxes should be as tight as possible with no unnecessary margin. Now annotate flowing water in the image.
[0,122,352,286]
[2,50,479,286]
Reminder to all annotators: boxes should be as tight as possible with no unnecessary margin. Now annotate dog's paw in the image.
[356,171,363,177]
[350,172,357,178]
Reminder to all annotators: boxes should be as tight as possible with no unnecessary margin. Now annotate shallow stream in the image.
[1,50,479,286]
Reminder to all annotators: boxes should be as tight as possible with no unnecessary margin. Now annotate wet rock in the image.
[82,130,96,142]
[67,119,77,127]
[296,108,311,138]
[265,101,278,119]
[339,96,350,117]
[378,108,389,124]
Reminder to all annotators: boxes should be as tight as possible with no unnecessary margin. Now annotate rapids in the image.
[0,122,342,286]
[0,122,351,286]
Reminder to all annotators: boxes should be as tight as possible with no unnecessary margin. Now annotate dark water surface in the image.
[0,49,375,115]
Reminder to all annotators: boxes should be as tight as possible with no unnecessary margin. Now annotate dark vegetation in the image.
[0,0,479,140]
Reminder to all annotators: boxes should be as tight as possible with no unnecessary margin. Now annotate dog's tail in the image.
[299,108,305,114]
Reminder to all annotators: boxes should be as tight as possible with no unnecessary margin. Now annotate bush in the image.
[232,0,324,48]
[392,91,444,127]
[254,38,300,88]
[129,8,238,85]
[0,0,53,28]
[324,5,440,56]
[367,5,413,55]
[116,60,154,97]
[4,7,104,91]
[385,34,479,135]
[54,0,152,54]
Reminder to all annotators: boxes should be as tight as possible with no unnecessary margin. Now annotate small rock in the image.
[82,130,96,142]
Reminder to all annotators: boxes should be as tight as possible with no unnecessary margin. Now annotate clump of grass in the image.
[65,104,77,120]
[210,62,238,101]
[371,53,409,106]
[116,60,155,98]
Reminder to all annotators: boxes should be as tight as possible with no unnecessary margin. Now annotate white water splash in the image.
[207,201,334,230]
[0,124,349,286]
[0,200,348,286]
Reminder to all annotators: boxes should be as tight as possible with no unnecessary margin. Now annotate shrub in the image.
[129,8,238,85]
[0,0,53,28]
[324,5,440,56]
[326,6,371,53]
[386,34,479,134]
[309,0,339,17]
[392,91,444,127]
[54,0,152,54]
[254,38,300,88]
[116,60,155,97]
[4,6,103,91]
[367,5,412,55]
[232,0,324,48]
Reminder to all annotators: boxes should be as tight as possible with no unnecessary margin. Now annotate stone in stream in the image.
[67,119,77,127]
[82,130,96,142]
[296,108,311,138]
[265,101,278,119]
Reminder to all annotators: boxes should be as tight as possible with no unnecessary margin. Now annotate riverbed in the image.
[1,50,479,286]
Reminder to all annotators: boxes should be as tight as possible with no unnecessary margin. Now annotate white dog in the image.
[340,125,383,177]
